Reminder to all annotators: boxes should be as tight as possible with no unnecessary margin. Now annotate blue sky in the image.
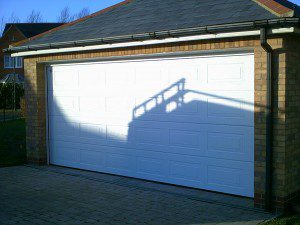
[0,0,300,23]
[292,0,300,4]
[0,0,123,22]
[291,0,300,4]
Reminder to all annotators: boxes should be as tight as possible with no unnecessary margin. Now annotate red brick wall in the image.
[0,26,26,79]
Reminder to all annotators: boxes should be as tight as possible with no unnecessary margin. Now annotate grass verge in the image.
[262,213,300,225]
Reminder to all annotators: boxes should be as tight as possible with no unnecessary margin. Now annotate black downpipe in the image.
[260,28,273,212]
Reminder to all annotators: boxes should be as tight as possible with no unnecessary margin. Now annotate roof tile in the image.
[17,0,299,48]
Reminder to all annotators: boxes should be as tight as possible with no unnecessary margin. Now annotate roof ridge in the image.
[252,0,296,17]
[12,0,133,47]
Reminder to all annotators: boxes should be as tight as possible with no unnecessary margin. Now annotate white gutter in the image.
[12,27,296,57]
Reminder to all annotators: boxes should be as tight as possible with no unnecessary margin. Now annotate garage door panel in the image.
[106,125,129,142]
[131,122,252,160]
[206,125,253,161]
[168,66,199,84]
[49,53,254,197]
[169,160,204,182]
[169,100,199,115]
[197,55,254,91]
[78,69,106,90]
[79,123,106,140]
[207,132,244,153]
[79,97,106,112]
[79,150,105,167]
[50,120,79,139]
[106,68,135,88]
[206,98,249,118]
[134,97,167,116]
[134,95,253,126]
[169,129,203,148]
[50,145,79,164]
[208,166,241,187]
[137,156,168,177]
[50,121,252,161]
[50,143,253,197]
[135,67,169,88]
[134,127,169,145]
[52,69,79,91]
[207,63,244,81]
[49,96,79,115]
[206,160,254,197]
[106,153,136,173]
[133,108,252,126]
[106,97,136,115]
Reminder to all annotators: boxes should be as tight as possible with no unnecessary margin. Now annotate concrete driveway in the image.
[0,166,274,225]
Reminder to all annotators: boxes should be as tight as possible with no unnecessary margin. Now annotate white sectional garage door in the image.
[48,53,254,197]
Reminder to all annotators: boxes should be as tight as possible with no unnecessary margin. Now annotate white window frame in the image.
[3,55,23,68]
[15,57,23,68]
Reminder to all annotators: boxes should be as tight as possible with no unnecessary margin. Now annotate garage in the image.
[6,0,300,211]
[47,52,254,197]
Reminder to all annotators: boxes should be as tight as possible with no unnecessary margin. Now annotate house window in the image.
[4,55,14,68]
[15,57,23,68]
[4,55,23,68]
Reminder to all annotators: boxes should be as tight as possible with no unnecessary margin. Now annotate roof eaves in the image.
[11,0,133,48]
[5,17,300,54]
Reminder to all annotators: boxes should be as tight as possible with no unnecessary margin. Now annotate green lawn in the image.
[263,213,300,225]
[0,119,26,167]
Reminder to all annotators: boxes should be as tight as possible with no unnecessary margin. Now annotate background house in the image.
[0,23,64,80]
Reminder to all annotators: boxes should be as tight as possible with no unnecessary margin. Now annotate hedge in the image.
[0,83,24,110]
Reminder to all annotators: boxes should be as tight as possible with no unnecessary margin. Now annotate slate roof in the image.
[3,23,64,38]
[14,0,300,48]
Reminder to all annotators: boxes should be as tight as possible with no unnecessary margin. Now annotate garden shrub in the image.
[0,83,24,110]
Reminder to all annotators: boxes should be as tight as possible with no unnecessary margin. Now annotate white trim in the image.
[15,56,23,68]
[270,27,296,34]
[12,27,296,57]
[45,65,51,165]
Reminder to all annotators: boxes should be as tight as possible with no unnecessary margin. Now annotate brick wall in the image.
[284,36,300,205]
[253,37,288,211]
[0,26,25,79]
[23,35,299,211]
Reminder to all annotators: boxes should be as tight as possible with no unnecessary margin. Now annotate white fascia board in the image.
[11,27,296,57]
